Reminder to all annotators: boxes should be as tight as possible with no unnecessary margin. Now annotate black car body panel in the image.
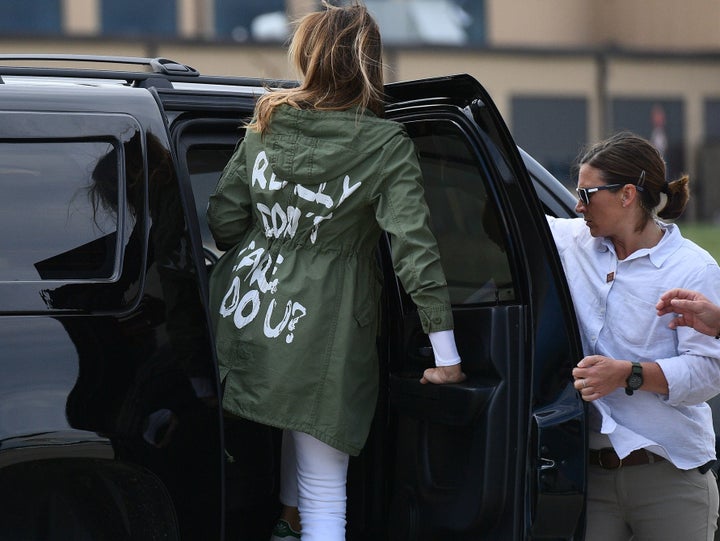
[0,56,585,540]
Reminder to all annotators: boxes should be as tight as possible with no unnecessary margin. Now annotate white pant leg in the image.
[279,430,298,507]
[290,430,349,541]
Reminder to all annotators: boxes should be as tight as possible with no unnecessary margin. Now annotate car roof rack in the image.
[0,54,200,87]
[0,53,297,91]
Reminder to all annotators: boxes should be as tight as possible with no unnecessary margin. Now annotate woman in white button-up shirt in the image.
[547,131,720,541]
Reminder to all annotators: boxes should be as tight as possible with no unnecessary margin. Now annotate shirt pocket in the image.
[608,290,676,355]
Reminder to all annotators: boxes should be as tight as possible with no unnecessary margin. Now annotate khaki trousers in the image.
[585,459,719,541]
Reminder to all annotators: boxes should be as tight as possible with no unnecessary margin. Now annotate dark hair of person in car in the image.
[248,0,385,135]
[577,131,690,225]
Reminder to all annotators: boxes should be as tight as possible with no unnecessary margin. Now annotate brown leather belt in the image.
[589,448,665,469]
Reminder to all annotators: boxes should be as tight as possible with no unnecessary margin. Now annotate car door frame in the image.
[379,74,586,541]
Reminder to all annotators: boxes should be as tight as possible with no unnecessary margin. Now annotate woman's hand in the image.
[420,364,466,384]
[572,355,630,402]
[573,355,669,401]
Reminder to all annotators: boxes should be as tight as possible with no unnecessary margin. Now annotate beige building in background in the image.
[3,0,720,218]
[53,0,720,50]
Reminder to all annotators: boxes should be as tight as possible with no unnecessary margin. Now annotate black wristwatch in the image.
[625,361,643,396]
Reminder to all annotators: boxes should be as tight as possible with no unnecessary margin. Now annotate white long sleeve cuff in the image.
[428,330,462,366]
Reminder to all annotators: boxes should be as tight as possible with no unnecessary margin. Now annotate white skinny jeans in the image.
[279,430,350,541]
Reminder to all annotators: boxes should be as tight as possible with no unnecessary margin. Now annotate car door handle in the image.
[389,374,496,426]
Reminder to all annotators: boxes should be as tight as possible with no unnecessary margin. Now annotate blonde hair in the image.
[248,1,385,134]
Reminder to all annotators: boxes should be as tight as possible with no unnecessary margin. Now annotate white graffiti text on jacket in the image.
[252,150,361,243]
[219,240,307,343]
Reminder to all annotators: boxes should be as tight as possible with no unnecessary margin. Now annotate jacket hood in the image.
[259,105,403,186]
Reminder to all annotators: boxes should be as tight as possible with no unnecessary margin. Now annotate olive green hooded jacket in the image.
[207,104,453,455]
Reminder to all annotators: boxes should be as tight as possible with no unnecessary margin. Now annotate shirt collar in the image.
[593,221,679,268]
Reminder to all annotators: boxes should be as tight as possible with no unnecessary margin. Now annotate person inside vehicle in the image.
[206,3,466,540]
[657,288,720,338]
[547,131,720,541]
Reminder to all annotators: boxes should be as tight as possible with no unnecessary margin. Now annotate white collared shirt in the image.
[548,216,720,469]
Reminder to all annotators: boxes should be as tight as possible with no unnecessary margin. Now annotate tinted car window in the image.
[186,144,235,254]
[407,119,514,304]
[0,141,122,281]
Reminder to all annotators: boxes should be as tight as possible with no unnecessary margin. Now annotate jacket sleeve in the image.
[370,131,454,334]
[207,139,251,251]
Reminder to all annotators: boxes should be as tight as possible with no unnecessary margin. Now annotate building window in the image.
[704,99,720,142]
[366,0,483,46]
[511,96,587,186]
[212,0,484,44]
[101,0,176,37]
[214,0,286,42]
[0,0,61,34]
[696,99,720,221]
[611,98,684,181]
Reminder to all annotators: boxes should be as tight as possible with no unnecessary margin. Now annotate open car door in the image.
[379,75,586,541]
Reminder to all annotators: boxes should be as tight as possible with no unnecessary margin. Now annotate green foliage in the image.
[679,222,720,263]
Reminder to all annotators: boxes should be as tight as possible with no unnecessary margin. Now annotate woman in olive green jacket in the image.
[207,3,465,540]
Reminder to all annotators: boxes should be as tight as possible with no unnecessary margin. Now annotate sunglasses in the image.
[576,170,647,206]
[575,184,623,205]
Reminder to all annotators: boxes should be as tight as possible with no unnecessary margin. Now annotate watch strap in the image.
[625,361,643,396]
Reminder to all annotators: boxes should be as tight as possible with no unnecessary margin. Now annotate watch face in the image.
[628,374,642,389]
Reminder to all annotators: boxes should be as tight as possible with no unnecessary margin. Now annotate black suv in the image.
[0,55,585,541]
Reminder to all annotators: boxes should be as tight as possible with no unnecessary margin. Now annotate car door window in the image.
[186,144,236,254]
[174,123,243,259]
[0,141,121,282]
[0,112,145,313]
[406,119,515,305]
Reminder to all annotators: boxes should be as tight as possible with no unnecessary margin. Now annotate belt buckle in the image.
[598,448,622,469]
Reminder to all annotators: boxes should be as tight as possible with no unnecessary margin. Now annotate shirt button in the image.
[432,317,442,324]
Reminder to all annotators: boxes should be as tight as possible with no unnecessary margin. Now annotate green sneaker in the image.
[270,519,301,540]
